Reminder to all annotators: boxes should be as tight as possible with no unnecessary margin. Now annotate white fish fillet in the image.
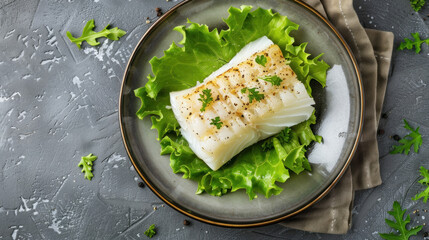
[170,36,315,171]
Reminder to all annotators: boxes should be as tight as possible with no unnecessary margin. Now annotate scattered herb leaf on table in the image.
[410,0,426,12]
[78,153,97,180]
[412,166,429,203]
[398,32,429,54]
[66,19,126,49]
[144,224,156,238]
[379,201,422,240]
[390,119,422,155]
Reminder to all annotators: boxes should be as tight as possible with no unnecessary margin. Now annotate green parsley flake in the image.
[66,19,126,49]
[78,153,98,180]
[241,87,264,102]
[247,88,264,103]
[210,116,223,129]
[144,224,156,238]
[255,55,267,67]
[260,75,283,86]
[390,119,422,155]
[198,88,213,112]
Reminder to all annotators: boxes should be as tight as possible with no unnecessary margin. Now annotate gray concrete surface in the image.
[1,0,429,239]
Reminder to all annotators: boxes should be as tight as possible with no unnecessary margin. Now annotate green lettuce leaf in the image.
[274,114,321,174]
[134,87,180,139]
[285,43,330,95]
[161,134,290,200]
[135,6,329,199]
[221,6,298,53]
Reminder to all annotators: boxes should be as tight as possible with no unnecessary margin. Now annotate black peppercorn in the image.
[138,182,145,188]
[377,129,385,135]
[183,219,190,226]
[392,135,401,141]
[381,113,388,119]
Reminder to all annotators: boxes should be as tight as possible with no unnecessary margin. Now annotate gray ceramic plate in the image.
[119,0,362,227]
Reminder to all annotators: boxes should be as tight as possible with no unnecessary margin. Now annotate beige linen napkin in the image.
[280,0,394,234]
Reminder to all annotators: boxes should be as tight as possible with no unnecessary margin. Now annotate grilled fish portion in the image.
[170,36,315,171]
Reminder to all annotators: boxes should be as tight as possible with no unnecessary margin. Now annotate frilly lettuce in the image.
[135,6,329,200]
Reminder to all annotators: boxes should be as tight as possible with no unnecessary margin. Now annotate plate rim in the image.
[119,0,364,227]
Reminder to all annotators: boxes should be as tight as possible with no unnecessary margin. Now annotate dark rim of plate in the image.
[118,0,364,227]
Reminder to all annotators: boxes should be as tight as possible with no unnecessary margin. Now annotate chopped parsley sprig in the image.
[241,87,264,103]
[398,32,429,53]
[210,117,223,129]
[260,75,283,86]
[198,88,213,112]
[390,119,422,155]
[144,224,156,238]
[255,55,267,67]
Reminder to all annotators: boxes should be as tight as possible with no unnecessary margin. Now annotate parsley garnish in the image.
[241,87,264,103]
[412,166,429,203]
[78,153,97,180]
[398,32,429,53]
[410,0,426,12]
[262,128,291,151]
[210,116,223,129]
[198,88,213,112]
[390,119,422,155]
[255,55,267,67]
[66,19,126,49]
[260,75,283,86]
[144,224,156,238]
[379,201,422,240]
[248,88,264,102]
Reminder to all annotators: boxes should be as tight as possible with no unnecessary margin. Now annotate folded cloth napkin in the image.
[280,0,394,234]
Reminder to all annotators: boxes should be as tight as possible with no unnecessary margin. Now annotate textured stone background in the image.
[1,0,428,239]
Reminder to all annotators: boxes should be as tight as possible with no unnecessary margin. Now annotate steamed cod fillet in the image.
[170,36,315,171]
